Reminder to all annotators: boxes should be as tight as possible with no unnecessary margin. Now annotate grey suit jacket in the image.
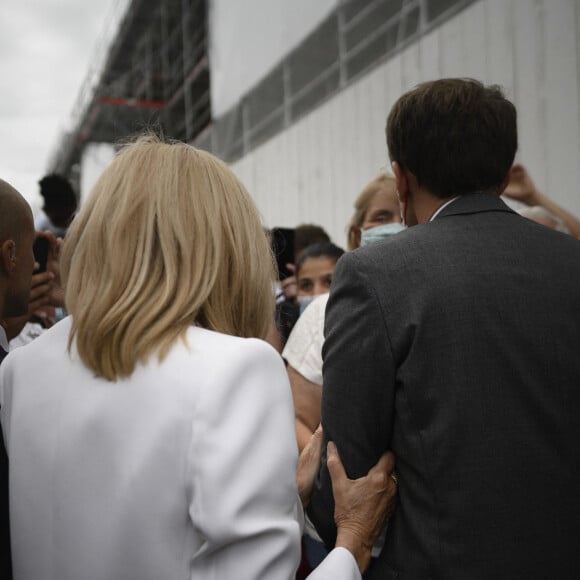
[309,193,580,579]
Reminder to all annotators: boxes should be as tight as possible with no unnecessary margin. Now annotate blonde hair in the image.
[346,173,397,250]
[61,135,275,381]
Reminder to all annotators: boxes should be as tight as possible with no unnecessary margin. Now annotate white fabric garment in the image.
[2,318,302,580]
[0,317,361,580]
[282,293,328,385]
[308,547,361,580]
[8,322,45,350]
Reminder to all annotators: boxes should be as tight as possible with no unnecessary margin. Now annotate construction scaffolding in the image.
[48,0,210,179]
[49,0,481,187]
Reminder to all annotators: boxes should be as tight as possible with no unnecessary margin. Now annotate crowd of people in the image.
[1,77,580,580]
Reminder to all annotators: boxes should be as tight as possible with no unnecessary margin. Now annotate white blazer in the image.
[1,318,360,580]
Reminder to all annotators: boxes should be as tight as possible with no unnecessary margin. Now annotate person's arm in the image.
[297,427,397,577]
[288,365,322,452]
[503,163,580,238]
[329,443,396,572]
[308,252,396,548]
[283,296,326,450]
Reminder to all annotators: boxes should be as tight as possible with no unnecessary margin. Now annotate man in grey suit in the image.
[309,78,580,578]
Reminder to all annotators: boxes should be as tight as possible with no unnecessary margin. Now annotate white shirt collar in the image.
[0,325,9,352]
[429,196,461,222]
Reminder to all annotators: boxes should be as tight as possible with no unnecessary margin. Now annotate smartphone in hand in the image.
[33,236,50,273]
[271,227,295,280]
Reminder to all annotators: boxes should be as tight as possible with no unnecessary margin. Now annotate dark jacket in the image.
[310,194,580,579]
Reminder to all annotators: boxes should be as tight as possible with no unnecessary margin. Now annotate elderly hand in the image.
[296,428,398,573]
[329,442,397,573]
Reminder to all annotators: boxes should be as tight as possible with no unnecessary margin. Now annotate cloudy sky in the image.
[0,0,120,214]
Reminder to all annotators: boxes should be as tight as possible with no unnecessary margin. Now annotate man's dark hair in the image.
[386,78,518,198]
[38,174,77,209]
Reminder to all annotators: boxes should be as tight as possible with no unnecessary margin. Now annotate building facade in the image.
[51,0,580,243]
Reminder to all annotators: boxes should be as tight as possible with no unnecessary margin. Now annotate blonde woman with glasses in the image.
[0,136,395,580]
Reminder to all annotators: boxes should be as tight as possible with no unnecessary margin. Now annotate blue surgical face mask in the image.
[360,222,406,247]
[297,295,316,315]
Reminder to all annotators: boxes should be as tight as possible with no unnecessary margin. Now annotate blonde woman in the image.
[0,136,395,580]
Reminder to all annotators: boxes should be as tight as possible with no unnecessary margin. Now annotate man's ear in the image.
[1,240,16,274]
[392,161,408,206]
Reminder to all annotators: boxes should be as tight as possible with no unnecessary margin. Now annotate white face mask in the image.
[360,222,406,247]
[297,295,316,315]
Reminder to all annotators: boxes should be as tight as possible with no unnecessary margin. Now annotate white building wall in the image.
[230,0,580,246]
[209,0,338,118]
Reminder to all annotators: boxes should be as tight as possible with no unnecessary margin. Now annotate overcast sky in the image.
[0,0,119,214]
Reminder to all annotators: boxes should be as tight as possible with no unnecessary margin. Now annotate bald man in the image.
[0,179,36,352]
[0,178,36,580]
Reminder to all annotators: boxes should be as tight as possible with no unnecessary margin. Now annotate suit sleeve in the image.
[188,339,301,579]
[308,252,396,547]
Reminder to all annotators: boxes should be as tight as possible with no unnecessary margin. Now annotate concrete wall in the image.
[231,0,580,246]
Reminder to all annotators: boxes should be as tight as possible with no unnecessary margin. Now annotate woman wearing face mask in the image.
[295,243,345,316]
[347,173,405,250]
[283,173,404,576]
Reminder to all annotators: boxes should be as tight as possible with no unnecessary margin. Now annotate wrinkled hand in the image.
[297,424,323,508]
[503,164,540,206]
[329,442,397,573]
